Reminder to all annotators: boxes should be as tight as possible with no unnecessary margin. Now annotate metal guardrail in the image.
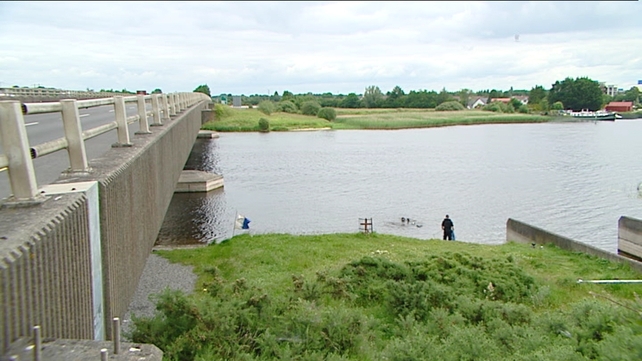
[0,91,211,203]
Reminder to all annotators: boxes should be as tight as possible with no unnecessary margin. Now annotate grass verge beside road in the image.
[202,107,551,132]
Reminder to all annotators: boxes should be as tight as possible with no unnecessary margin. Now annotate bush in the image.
[301,101,322,116]
[483,102,514,113]
[518,104,530,114]
[277,100,298,113]
[435,101,465,111]
[258,118,270,132]
[258,101,275,115]
[214,103,233,120]
[317,107,337,121]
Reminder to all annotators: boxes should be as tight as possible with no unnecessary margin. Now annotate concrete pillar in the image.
[0,101,42,202]
[135,95,151,135]
[169,93,176,116]
[60,99,90,172]
[151,94,162,126]
[112,96,132,147]
[161,94,170,120]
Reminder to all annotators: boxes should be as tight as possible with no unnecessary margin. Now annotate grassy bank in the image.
[202,107,551,132]
[132,233,642,360]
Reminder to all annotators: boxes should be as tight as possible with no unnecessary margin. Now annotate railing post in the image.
[60,99,90,172]
[135,95,151,134]
[151,94,162,126]
[0,101,44,203]
[169,93,176,116]
[112,96,132,147]
[162,94,170,120]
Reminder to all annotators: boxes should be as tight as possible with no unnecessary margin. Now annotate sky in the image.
[1,1,641,96]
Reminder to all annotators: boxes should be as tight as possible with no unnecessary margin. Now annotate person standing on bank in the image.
[442,215,454,240]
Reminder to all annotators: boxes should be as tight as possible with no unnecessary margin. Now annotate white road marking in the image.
[80,114,89,118]
[109,110,114,113]
[25,122,39,127]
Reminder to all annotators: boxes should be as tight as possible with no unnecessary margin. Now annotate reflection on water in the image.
[156,121,642,252]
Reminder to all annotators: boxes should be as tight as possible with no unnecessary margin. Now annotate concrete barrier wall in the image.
[618,216,642,261]
[507,218,642,273]
[0,100,207,354]
[95,101,206,337]
[0,195,95,354]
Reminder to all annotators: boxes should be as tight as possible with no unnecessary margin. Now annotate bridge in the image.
[0,90,213,355]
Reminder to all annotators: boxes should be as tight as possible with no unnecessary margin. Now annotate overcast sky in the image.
[1,1,641,96]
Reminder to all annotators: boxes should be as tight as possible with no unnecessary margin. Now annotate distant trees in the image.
[193,84,211,97]
[528,85,546,106]
[548,77,602,111]
[340,93,361,108]
[362,86,383,108]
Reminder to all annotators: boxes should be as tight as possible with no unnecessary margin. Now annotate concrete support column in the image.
[161,94,170,120]
[60,99,90,172]
[135,95,151,135]
[112,96,132,147]
[150,94,162,126]
[0,101,43,202]
[168,93,176,116]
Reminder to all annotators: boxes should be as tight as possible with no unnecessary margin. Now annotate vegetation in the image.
[300,100,322,116]
[277,100,298,113]
[193,84,211,98]
[435,101,465,111]
[317,107,337,121]
[202,107,550,132]
[131,233,642,361]
[548,77,603,111]
[258,117,270,132]
[257,100,275,115]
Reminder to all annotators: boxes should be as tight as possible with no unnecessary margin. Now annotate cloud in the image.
[0,1,640,94]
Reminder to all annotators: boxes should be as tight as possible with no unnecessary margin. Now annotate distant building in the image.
[467,97,486,109]
[232,96,241,107]
[605,101,633,112]
[489,97,512,104]
[599,82,618,97]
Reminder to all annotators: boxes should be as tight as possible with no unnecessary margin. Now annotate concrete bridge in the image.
[0,91,212,355]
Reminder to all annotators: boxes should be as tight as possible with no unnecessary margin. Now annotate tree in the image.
[257,101,275,115]
[281,90,294,102]
[362,85,383,108]
[528,85,546,106]
[193,84,211,97]
[548,77,602,111]
[436,88,452,105]
[152,88,163,94]
[384,86,406,108]
[457,89,473,107]
[339,93,361,108]
[300,101,321,116]
[614,86,641,103]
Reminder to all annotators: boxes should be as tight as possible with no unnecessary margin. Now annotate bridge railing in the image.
[0,87,121,100]
[0,92,211,204]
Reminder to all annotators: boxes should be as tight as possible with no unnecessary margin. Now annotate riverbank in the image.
[201,107,551,132]
[130,232,642,360]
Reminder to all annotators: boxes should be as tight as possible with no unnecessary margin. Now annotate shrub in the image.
[301,101,322,116]
[258,118,270,132]
[518,104,529,113]
[317,107,337,121]
[551,101,564,111]
[483,102,515,113]
[214,103,233,120]
[258,100,275,115]
[277,100,298,113]
[435,101,465,111]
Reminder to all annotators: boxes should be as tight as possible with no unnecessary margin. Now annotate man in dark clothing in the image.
[442,215,454,240]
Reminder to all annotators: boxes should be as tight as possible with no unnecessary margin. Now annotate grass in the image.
[156,233,642,308]
[139,233,642,360]
[202,107,551,132]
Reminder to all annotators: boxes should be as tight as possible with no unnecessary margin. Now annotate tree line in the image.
[199,79,640,112]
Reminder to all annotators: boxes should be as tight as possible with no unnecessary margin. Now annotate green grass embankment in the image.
[202,107,551,132]
[132,233,642,360]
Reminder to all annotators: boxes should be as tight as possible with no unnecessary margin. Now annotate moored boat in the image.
[562,109,619,121]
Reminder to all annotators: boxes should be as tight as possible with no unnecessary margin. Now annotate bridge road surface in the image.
[0,103,151,201]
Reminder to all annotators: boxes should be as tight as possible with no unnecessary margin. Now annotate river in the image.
[156,120,642,253]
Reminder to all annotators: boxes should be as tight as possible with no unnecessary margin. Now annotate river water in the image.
[156,120,642,253]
